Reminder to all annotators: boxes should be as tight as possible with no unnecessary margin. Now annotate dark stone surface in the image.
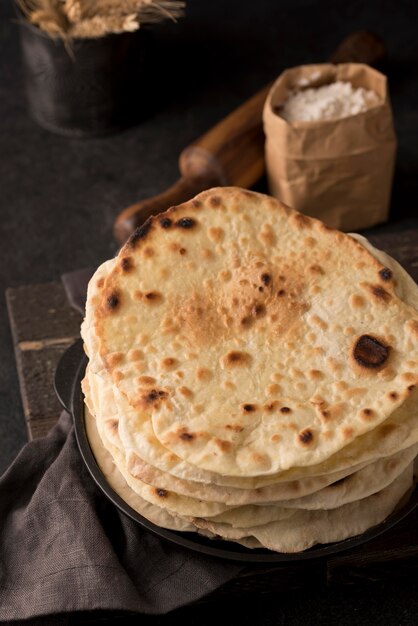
[2,0,418,622]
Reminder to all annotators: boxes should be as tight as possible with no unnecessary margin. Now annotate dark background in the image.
[1,0,418,623]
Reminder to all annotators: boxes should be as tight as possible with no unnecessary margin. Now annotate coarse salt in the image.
[278,80,380,122]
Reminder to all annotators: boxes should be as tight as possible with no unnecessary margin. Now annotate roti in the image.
[192,464,414,552]
[84,395,194,532]
[92,187,418,477]
[81,186,418,553]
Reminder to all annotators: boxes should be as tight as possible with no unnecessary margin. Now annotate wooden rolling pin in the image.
[114,31,386,244]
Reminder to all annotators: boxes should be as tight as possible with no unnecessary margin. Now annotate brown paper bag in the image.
[263,63,397,231]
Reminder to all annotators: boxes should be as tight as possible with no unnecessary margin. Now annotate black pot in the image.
[17,14,149,137]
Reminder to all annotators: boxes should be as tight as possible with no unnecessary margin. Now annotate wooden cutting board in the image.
[5,227,418,589]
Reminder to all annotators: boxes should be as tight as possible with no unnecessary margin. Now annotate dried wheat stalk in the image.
[18,1,70,37]
[18,0,185,38]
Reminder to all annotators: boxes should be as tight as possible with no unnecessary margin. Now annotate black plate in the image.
[55,340,418,563]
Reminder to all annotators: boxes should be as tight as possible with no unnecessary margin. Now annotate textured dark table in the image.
[1,0,418,623]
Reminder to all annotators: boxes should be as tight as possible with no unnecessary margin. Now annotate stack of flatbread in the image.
[81,187,418,553]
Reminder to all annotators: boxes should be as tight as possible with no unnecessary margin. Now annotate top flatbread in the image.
[92,187,418,477]
[82,238,418,492]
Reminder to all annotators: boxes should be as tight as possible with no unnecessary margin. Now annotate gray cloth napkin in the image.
[0,268,243,622]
